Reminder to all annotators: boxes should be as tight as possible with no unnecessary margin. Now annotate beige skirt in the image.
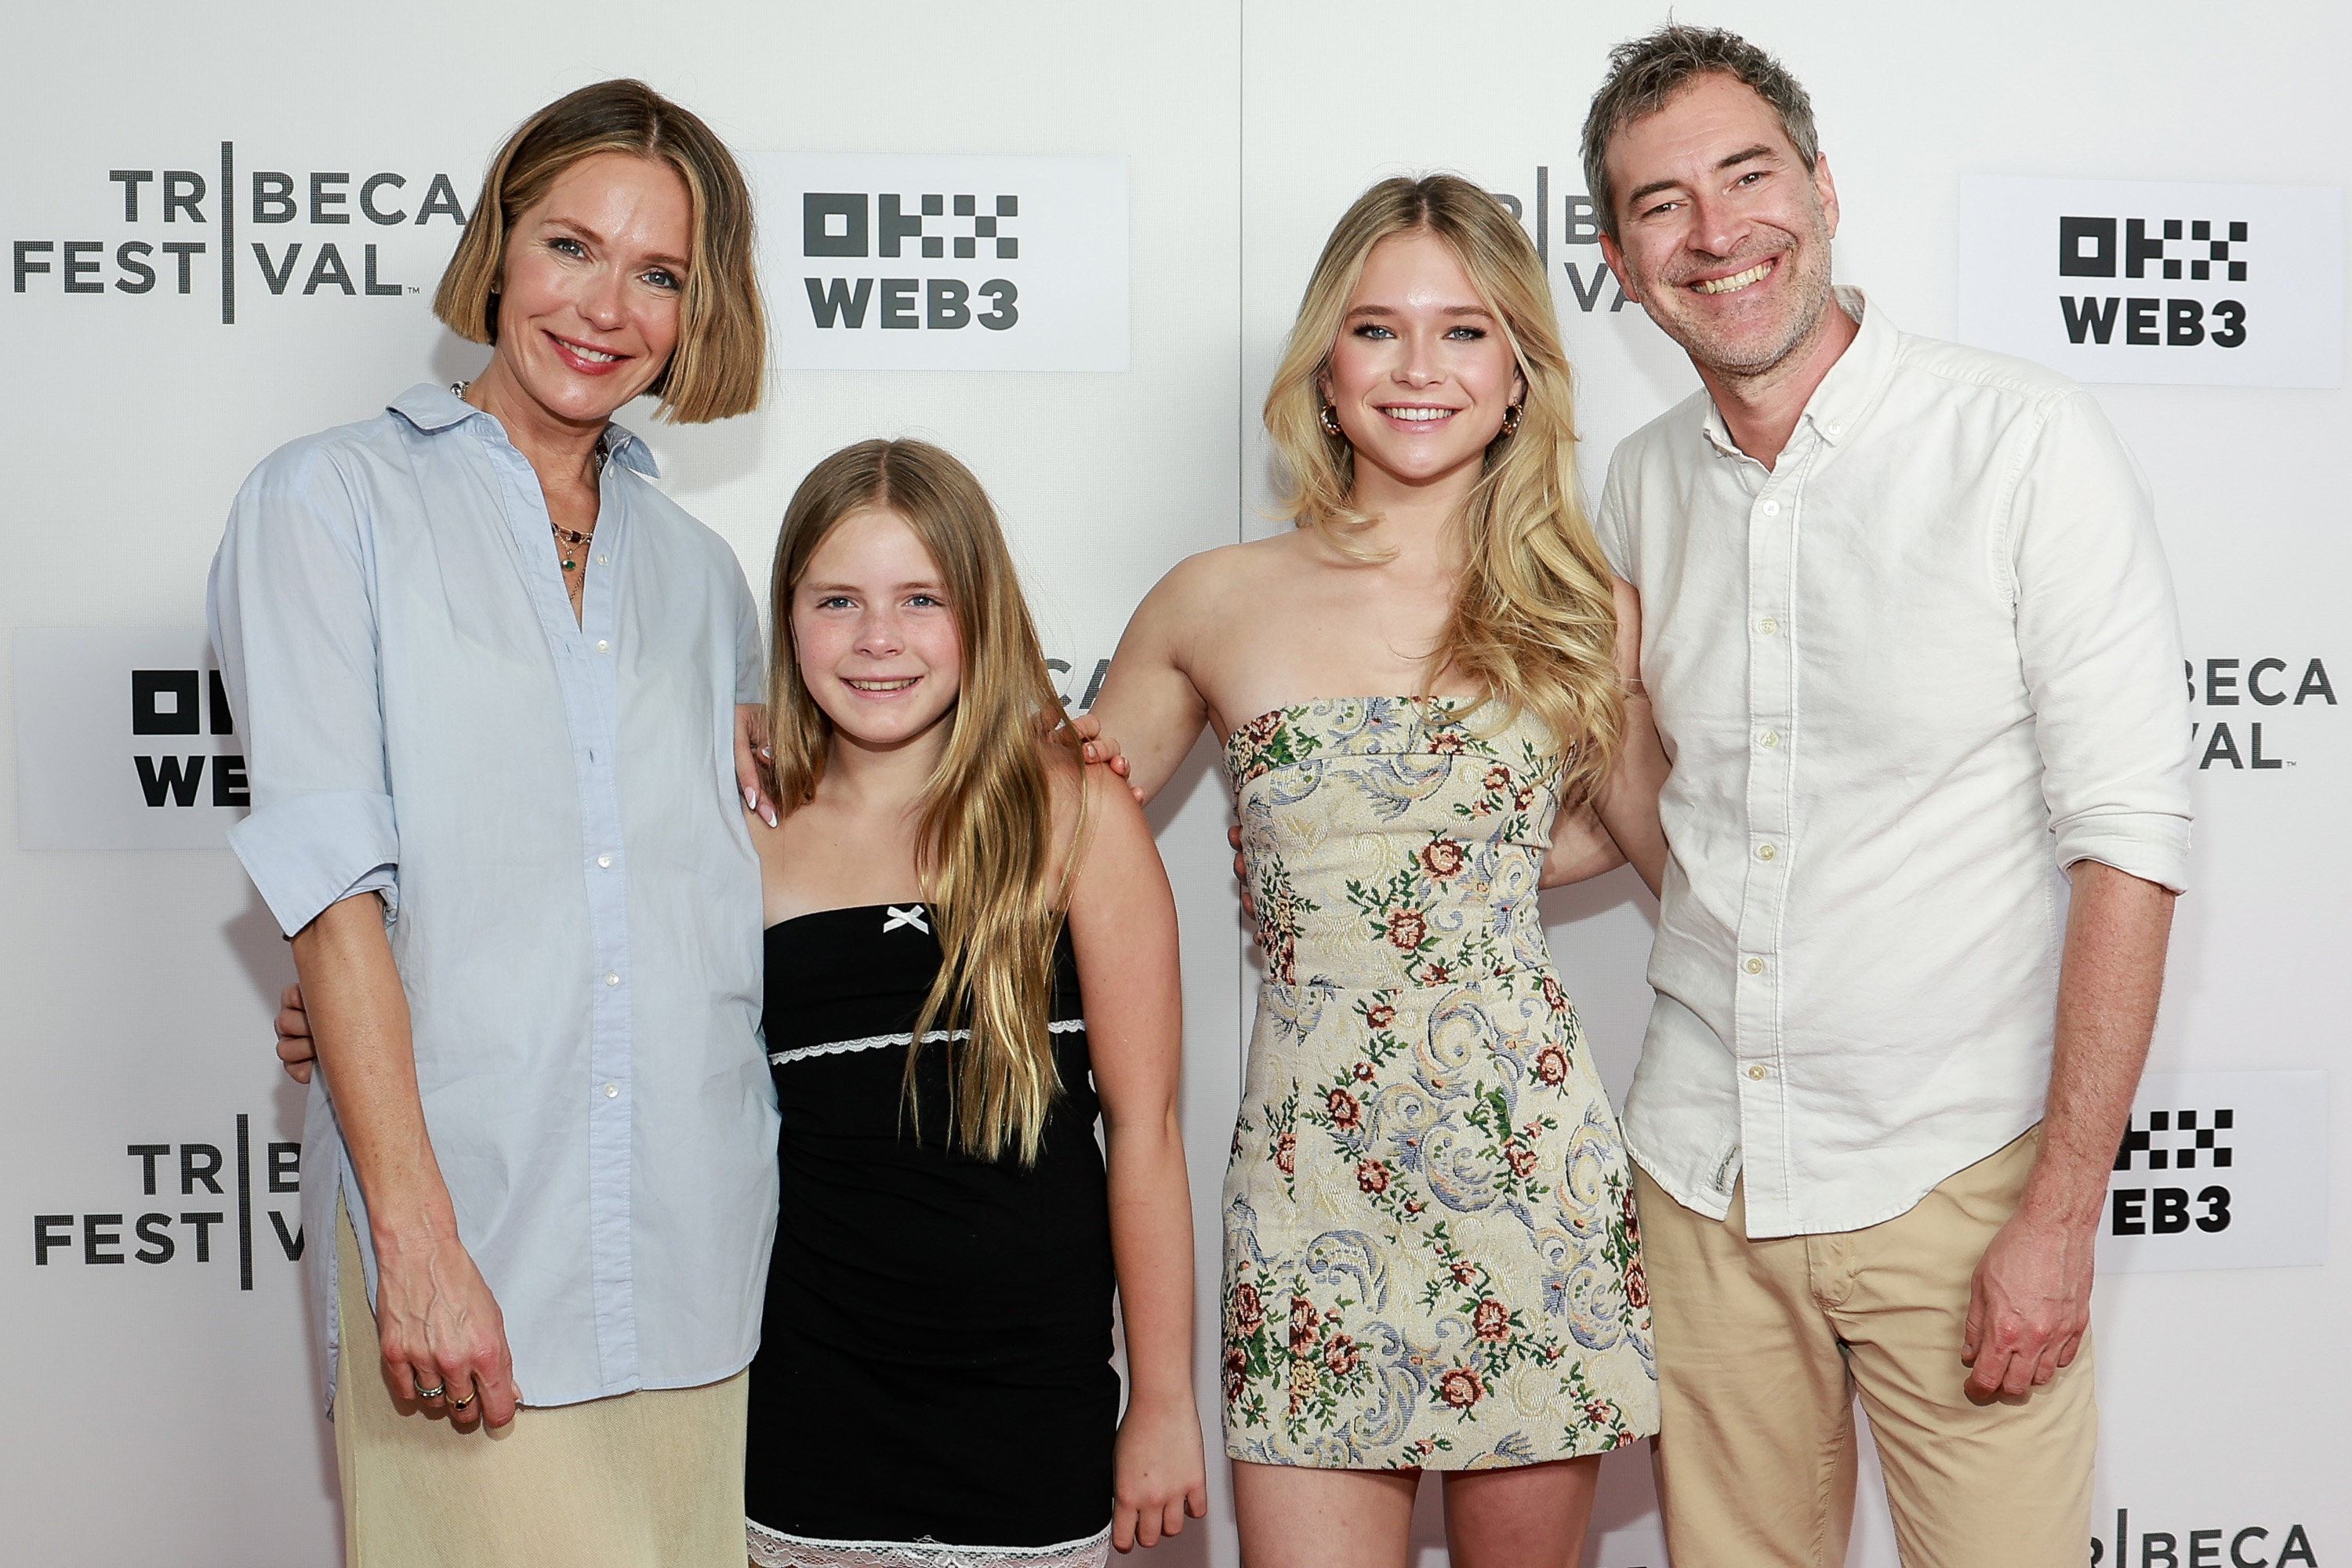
[333,1202,750,1568]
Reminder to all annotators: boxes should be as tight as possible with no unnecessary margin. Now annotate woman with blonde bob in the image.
[1087,175,1668,1566]
[739,440,1205,1566]
[213,78,781,1567]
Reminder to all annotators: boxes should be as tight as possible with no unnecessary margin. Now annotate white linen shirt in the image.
[1596,290,2192,1239]
[209,384,778,1411]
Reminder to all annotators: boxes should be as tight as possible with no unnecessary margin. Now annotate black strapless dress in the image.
[744,902,1118,1568]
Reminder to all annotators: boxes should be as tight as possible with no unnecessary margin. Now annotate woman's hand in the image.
[275,983,318,1084]
[1109,1388,1208,1551]
[371,1225,522,1431]
[735,704,779,827]
[292,894,520,1430]
[1064,711,1139,802]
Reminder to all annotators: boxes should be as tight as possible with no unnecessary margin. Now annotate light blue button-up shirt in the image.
[210,383,778,1412]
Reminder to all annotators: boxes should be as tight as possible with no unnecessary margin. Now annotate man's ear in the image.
[1598,231,1642,306]
[1813,153,1841,241]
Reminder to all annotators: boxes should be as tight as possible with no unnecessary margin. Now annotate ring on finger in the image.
[448,1388,477,1411]
[414,1380,447,1400]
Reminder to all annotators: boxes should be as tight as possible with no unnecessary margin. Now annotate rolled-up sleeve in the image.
[209,442,400,936]
[2007,389,2194,893]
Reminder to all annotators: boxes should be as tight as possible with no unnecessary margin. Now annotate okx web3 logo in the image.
[2097,1071,2328,1275]
[1959,176,2342,388]
[757,152,1128,372]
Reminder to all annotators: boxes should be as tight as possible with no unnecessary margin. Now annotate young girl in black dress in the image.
[270,437,1205,1563]
[739,439,1206,1567]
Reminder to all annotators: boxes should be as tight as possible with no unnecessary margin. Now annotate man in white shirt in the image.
[1581,26,2190,1567]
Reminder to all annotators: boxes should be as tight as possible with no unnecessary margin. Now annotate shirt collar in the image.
[1698,285,1894,459]
[386,382,661,478]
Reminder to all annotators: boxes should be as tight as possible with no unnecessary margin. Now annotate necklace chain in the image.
[449,384,606,581]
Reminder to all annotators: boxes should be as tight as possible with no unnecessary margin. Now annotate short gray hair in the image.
[1580,26,1820,241]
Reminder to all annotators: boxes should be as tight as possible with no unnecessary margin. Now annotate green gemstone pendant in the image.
[562,559,576,570]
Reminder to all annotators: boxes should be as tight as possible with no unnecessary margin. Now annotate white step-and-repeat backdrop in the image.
[4,3,2341,1564]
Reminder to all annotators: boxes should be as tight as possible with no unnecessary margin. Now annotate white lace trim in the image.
[744,1517,1110,1568]
[769,1018,1084,1067]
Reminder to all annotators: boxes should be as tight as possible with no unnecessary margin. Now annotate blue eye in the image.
[906,593,945,608]
[550,237,586,259]
[1354,324,1396,339]
[1446,325,1486,340]
[644,268,681,291]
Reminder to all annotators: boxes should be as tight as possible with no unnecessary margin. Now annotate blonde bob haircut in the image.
[1265,174,1624,802]
[766,440,1084,1166]
[433,78,765,424]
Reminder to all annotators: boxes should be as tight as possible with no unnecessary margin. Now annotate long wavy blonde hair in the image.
[767,440,1083,1165]
[1265,174,1623,800]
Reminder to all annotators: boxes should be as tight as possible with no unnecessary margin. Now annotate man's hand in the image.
[1962,861,2176,1400]
[1962,1207,2094,1399]
[1229,823,1255,924]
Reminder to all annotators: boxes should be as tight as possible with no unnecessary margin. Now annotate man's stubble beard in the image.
[1641,217,1839,388]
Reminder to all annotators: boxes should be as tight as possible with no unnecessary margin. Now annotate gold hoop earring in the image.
[1319,403,1345,439]
[1500,404,1523,437]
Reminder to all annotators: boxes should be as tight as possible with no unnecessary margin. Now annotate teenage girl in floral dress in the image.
[1086,176,1669,1568]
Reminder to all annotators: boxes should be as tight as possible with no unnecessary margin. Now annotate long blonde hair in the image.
[767,440,1081,1164]
[1265,174,1623,800]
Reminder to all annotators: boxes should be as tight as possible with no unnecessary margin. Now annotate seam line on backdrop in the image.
[1236,0,1250,1077]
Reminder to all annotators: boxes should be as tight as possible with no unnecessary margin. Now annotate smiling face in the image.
[789,507,964,758]
[487,151,692,427]
[1598,71,1841,382]
[1319,230,1526,493]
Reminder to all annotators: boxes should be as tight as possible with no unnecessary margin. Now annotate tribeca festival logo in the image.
[757,152,1127,372]
[1479,165,1632,317]
[1959,176,2342,389]
[30,1116,303,1291]
[2098,1071,2328,1275]
[2187,653,2336,771]
[2056,213,2249,350]
[9,145,468,323]
[2092,1507,2320,1568]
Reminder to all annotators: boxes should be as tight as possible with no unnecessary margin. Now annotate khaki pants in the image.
[1636,1128,2095,1568]
[334,1203,750,1568]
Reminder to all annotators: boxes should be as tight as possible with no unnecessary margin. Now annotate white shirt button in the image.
[604,972,620,986]
[1760,731,1780,749]
[595,640,609,653]
[1762,499,1781,517]
[602,1082,619,1098]
[1758,844,1777,862]
[1747,1064,1769,1080]
[1744,957,1766,975]
[597,553,609,566]
[597,855,613,869]
[1759,617,1779,635]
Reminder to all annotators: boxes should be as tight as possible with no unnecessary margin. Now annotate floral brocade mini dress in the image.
[1221,696,1659,1470]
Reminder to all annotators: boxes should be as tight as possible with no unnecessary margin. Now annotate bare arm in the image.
[1962,859,2175,1398]
[293,894,520,1428]
[1548,579,1669,894]
[1064,767,1207,1550]
[1083,563,1218,806]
